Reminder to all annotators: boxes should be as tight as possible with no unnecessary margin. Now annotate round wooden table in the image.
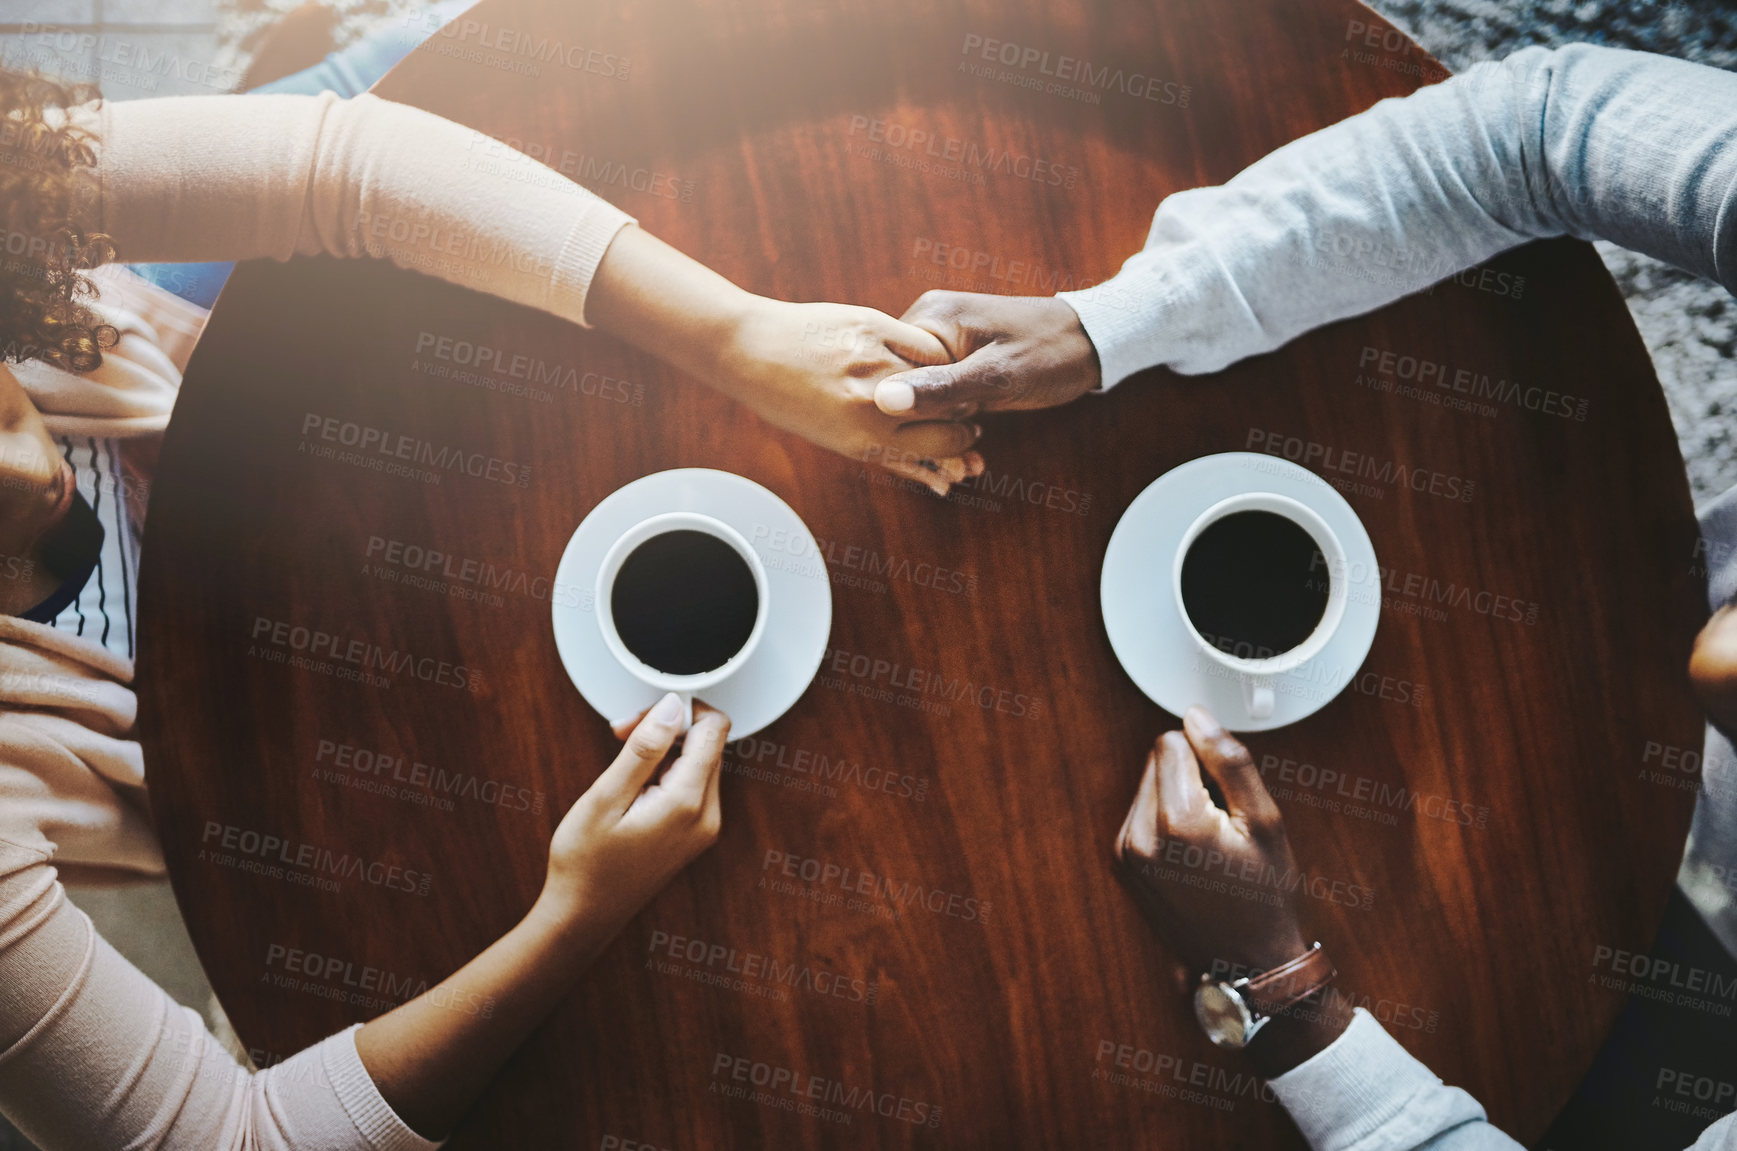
[137,0,1707,1146]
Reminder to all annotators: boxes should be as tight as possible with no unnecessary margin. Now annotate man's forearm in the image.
[1062,44,1737,386]
[1266,1009,1515,1151]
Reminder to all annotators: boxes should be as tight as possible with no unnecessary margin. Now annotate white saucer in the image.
[1100,453,1380,732]
[552,469,832,739]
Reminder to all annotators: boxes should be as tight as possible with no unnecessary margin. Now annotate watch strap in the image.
[1242,942,1335,1017]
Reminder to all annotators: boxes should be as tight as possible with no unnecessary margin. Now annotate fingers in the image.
[890,419,982,461]
[608,705,652,742]
[1690,605,1737,732]
[592,692,686,813]
[1156,729,1216,833]
[658,704,730,807]
[1182,706,1283,836]
[1114,746,1164,865]
[878,452,978,497]
[898,289,974,358]
[880,453,955,497]
[874,358,1004,419]
[874,446,986,497]
[700,709,726,820]
[1118,729,1216,861]
[877,316,953,369]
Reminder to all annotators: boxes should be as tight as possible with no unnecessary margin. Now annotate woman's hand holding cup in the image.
[534,695,730,959]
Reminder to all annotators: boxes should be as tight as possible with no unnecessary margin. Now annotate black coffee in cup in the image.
[611,530,760,675]
[1180,510,1329,658]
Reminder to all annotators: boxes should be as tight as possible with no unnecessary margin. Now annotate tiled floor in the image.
[2,0,227,101]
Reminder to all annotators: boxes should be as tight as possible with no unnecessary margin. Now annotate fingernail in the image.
[650,692,683,725]
[878,379,915,413]
[967,423,983,442]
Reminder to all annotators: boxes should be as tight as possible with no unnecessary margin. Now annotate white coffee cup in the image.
[595,511,770,728]
[1172,493,1348,722]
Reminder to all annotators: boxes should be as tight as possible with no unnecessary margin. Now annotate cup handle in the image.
[1242,675,1275,721]
[676,691,694,733]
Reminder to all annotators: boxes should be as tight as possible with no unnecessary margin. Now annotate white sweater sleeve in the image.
[1059,44,1737,386]
[1267,1009,1510,1150]
[0,838,440,1150]
[90,90,635,327]
[1269,1008,1737,1151]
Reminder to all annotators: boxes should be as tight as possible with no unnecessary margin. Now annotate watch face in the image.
[1194,982,1252,1048]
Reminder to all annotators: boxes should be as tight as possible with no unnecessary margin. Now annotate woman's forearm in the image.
[583,224,758,392]
[92,93,777,411]
[91,92,981,486]
[93,92,634,328]
[352,703,731,1141]
[352,892,610,1140]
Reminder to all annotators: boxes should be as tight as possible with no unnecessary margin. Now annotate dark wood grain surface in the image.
[136,0,1706,1146]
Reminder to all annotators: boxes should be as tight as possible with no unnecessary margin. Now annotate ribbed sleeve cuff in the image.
[1056,270,1170,389]
[550,206,636,328]
[322,1025,445,1151]
[1266,1008,1488,1151]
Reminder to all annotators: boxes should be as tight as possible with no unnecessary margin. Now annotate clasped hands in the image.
[721,290,1100,496]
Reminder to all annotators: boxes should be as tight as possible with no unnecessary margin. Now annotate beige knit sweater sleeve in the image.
[0,91,641,1150]
[0,618,441,1151]
[92,90,636,327]
[0,845,439,1151]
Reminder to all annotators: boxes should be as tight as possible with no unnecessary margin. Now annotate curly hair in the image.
[0,68,117,372]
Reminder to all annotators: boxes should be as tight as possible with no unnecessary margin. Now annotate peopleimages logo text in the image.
[365,536,578,606]
[848,116,1079,188]
[251,616,484,693]
[427,17,629,78]
[1358,346,1588,421]
[710,1052,942,1127]
[822,646,1041,718]
[648,930,878,1005]
[414,331,639,403]
[762,850,990,923]
[300,412,533,488]
[314,738,542,814]
[959,33,1190,106]
[200,821,432,896]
